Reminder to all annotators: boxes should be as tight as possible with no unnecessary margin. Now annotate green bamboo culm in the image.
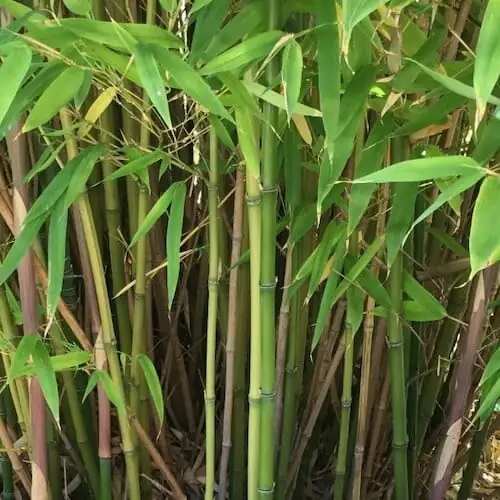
[236,103,262,500]
[0,391,13,500]
[205,126,219,500]
[258,0,280,496]
[388,137,409,500]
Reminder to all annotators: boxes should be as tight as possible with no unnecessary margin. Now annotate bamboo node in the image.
[260,390,276,400]
[260,280,277,291]
[261,185,278,194]
[341,399,352,408]
[385,338,404,348]
[204,396,216,406]
[248,396,260,405]
[246,195,261,206]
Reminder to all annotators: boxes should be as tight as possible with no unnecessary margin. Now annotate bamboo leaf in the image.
[480,346,500,387]
[166,182,186,309]
[82,371,99,402]
[135,44,172,129]
[409,59,500,109]
[386,183,418,268]
[348,116,393,234]
[23,66,86,132]
[138,354,164,428]
[199,31,283,76]
[342,0,389,54]
[15,351,92,378]
[46,197,68,323]
[0,43,31,125]
[129,180,181,248]
[402,301,445,321]
[192,0,213,13]
[352,156,485,184]
[62,0,92,15]
[243,81,321,117]
[403,271,447,320]
[208,115,235,150]
[159,0,177,13]
[64,143,106,208]
[281,39,303,120]
[32,340,60,426]
[151,46,232,122]
[58,19,183,51]
[7,335,39,382]
[0,217,45,287]
[474,376,500,422]
[347,281,364,334]
[235,107,260,177]
[93,371,126,415]
[105,149,164,184]
[474,0,500,124]
[24,142,66,183]
[74,71,93,110]
[311,237,347,352]
[470,176,500,277]
[316,0,340,161]
[78,87,117,138]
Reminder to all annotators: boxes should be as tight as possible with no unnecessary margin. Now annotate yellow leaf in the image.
[78,87,117,138]
[291,114,312,145]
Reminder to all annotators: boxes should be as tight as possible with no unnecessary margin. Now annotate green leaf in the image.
[403,271,447,320]
[348,116,393,234]
[15,351,92,378]
[85,371,126,415]
[312,235,385,351]
[311,237,347,352]
[138,354,164,428]
[64,143,106,207]
[82,371,99,402]
[204,0,266,60]
[470,176,500,277]
[74,71,93,111]
[105,149,164,184]
[409,59,500,109]
[386,183,418,268]
[208,115,235,150]
[32,340,60,425]
[7,335,38,382]
[474,0,500,124]
[316,0,340,161]
[352,156,485,184]
[129,181,181,248]
[427,228,468,258]
[151,46,232,122]
[199,31,283,76]
[62,0,92,15]
[474,376,500,422]
[24,142,66,183]
[159,0,177,13]
[24,66,86,132]
[46,197,68,322]
[235,107,260,177]
[0,44,31,125]
[342,0,389,54]
[243,81,321,117]
[58,19,183,51]
[281,39,303,120]
[135,44,172,129]
[0,217,45,287]
[480,346,500,387]
[192,0,213,13]
[307,222,346,300]
[347,279,364,334]
[166,182,186,309]
[401,301,446,322]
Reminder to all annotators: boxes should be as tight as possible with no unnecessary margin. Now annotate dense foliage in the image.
[0,0,499,499]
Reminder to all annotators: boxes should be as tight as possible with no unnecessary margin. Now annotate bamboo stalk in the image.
[219,165,244,499]
[0,391,14,500]
[7,121,48,500]
[205,127,219,500]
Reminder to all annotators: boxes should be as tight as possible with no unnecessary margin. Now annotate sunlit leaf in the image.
[281,39,302,120]
[62,0,92,15]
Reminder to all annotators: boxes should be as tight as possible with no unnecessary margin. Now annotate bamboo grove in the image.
[0,0,500,499]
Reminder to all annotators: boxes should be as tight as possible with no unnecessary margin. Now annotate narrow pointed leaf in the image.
[199,31,283,76]
[32,340,60,425]
[470,176,500,277]
[78,87,117,138]
[281,39,302,120]
[235,107,260,177]
[46,197,68,322]
[62,0,92,15]
[135,44,172,129]
[129,180,180,248]
[474,376,500,422]
[352,156,485,184]
[166,182,186,308]
[24,66,86,132]
[474,0,500,124]
[403,271,447,320]
[105,149,164,184]
[480,346,500,387]
[151,46,232,122]
[0,44,31,125]
[138,354,164,428]
[7,335,39,382]
[25,142,66,184]
[316,0,340,160]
